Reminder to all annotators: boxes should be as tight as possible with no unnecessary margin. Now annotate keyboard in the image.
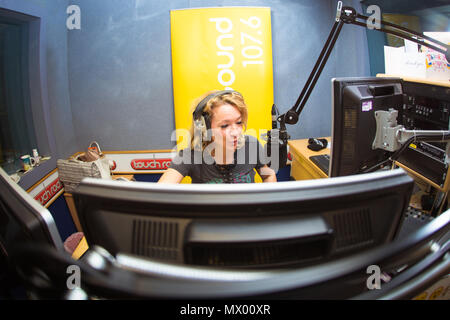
[309,154,330,176]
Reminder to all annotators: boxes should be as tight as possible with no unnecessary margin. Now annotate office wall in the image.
[67,0,370,151]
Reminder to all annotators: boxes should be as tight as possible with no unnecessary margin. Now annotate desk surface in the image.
[288,138,330,159]
[288,137,330,180]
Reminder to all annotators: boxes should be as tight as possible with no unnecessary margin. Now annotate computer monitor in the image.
[73,168,414,269]
[0,167,63,257]
[330,77,404,177]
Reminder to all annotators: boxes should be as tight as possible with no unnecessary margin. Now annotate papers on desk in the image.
[384,45,426,78]
[384,32,450,81]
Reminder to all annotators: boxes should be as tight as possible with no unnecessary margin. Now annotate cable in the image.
[390,133,450,162]
[361,157,392,174]
[361,133,450,174]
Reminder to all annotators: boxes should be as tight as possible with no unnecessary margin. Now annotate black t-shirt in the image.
[169,135,267,183]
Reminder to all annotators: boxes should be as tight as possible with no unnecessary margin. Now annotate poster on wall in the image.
[170,7,274,149]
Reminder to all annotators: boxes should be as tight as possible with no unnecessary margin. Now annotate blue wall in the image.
[0,0,369,157]
[67,0,370,151]
[43,0,79,159]
[1,0,447,160]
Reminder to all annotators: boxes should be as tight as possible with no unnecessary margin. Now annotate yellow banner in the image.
[170,7,274,148]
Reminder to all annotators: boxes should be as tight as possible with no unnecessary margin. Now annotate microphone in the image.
[271,104,277,129]
[264,105,289,171]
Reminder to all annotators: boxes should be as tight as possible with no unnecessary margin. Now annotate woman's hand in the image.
[258,165,277,183]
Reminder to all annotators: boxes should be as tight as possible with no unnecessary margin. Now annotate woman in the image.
[158,90,277,183]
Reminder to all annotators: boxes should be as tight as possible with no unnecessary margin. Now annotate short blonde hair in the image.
[190,90,248,150]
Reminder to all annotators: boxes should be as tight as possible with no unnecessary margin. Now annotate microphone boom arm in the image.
[279,1,450,126]
[267,1,449,170]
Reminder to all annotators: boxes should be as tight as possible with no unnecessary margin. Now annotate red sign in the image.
[110,160,117,171]
[131,158,172,170]
[34,178,63,206]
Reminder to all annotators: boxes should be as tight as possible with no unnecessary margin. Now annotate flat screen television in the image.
[329,77,404,177]
[73,168,414,269]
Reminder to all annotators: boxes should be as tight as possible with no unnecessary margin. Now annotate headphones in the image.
[192,90,238,148]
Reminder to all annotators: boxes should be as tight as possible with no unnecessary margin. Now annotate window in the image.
[0,20,37,175]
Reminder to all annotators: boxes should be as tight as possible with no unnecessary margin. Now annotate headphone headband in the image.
[192,90,237,120]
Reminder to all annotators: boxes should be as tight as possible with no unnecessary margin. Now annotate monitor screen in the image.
[330,77,404,177]
[0,167,63,255]
[73,168,413,269]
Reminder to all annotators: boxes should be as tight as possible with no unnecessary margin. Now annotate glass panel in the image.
[0,21,37,175]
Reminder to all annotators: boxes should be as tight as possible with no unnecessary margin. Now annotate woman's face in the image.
[210,103,243,151]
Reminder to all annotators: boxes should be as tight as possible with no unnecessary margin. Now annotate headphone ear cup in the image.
[193,115,211,151]
[202,114,211,141]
